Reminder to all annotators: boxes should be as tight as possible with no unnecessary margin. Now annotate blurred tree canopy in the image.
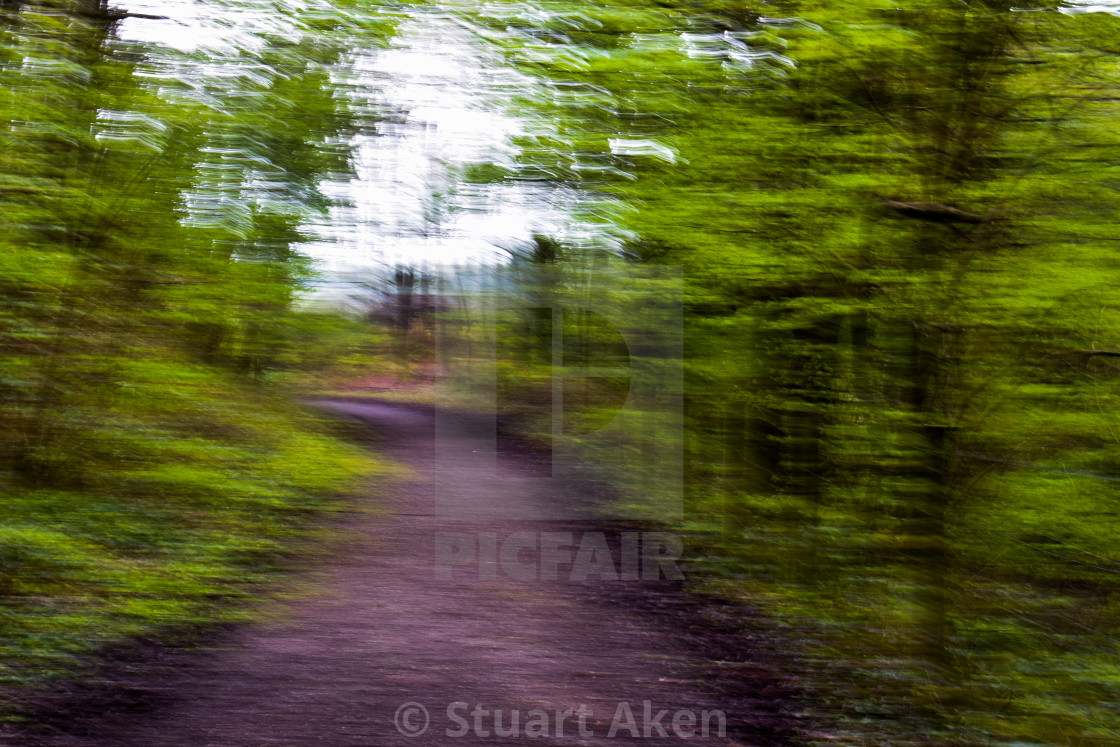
[0,0,390,716]
[453,0,1120,742]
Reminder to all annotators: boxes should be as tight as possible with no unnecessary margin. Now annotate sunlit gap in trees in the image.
[111,0,625,307]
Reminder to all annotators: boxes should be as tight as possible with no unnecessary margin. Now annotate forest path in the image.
[11,399,798,746]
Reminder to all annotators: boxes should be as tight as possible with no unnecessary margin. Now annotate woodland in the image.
[3,0,1120,744]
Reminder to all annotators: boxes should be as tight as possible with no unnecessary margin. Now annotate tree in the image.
[469,0,1120,741]
[0,0,386,711]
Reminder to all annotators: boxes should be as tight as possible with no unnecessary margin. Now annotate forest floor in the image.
[2,398,803,746]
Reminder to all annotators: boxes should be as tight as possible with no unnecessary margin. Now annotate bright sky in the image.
[111,0,1120,302]
[114,0,585,300]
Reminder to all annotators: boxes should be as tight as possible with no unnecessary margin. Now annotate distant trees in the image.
[360,266,446,375]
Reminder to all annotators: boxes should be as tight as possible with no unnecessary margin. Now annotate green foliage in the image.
[0,0,391,717]
[281,309,393,387]
[461,0,1120,742]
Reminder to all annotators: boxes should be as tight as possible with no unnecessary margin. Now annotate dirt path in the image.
[7,400,800,746]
